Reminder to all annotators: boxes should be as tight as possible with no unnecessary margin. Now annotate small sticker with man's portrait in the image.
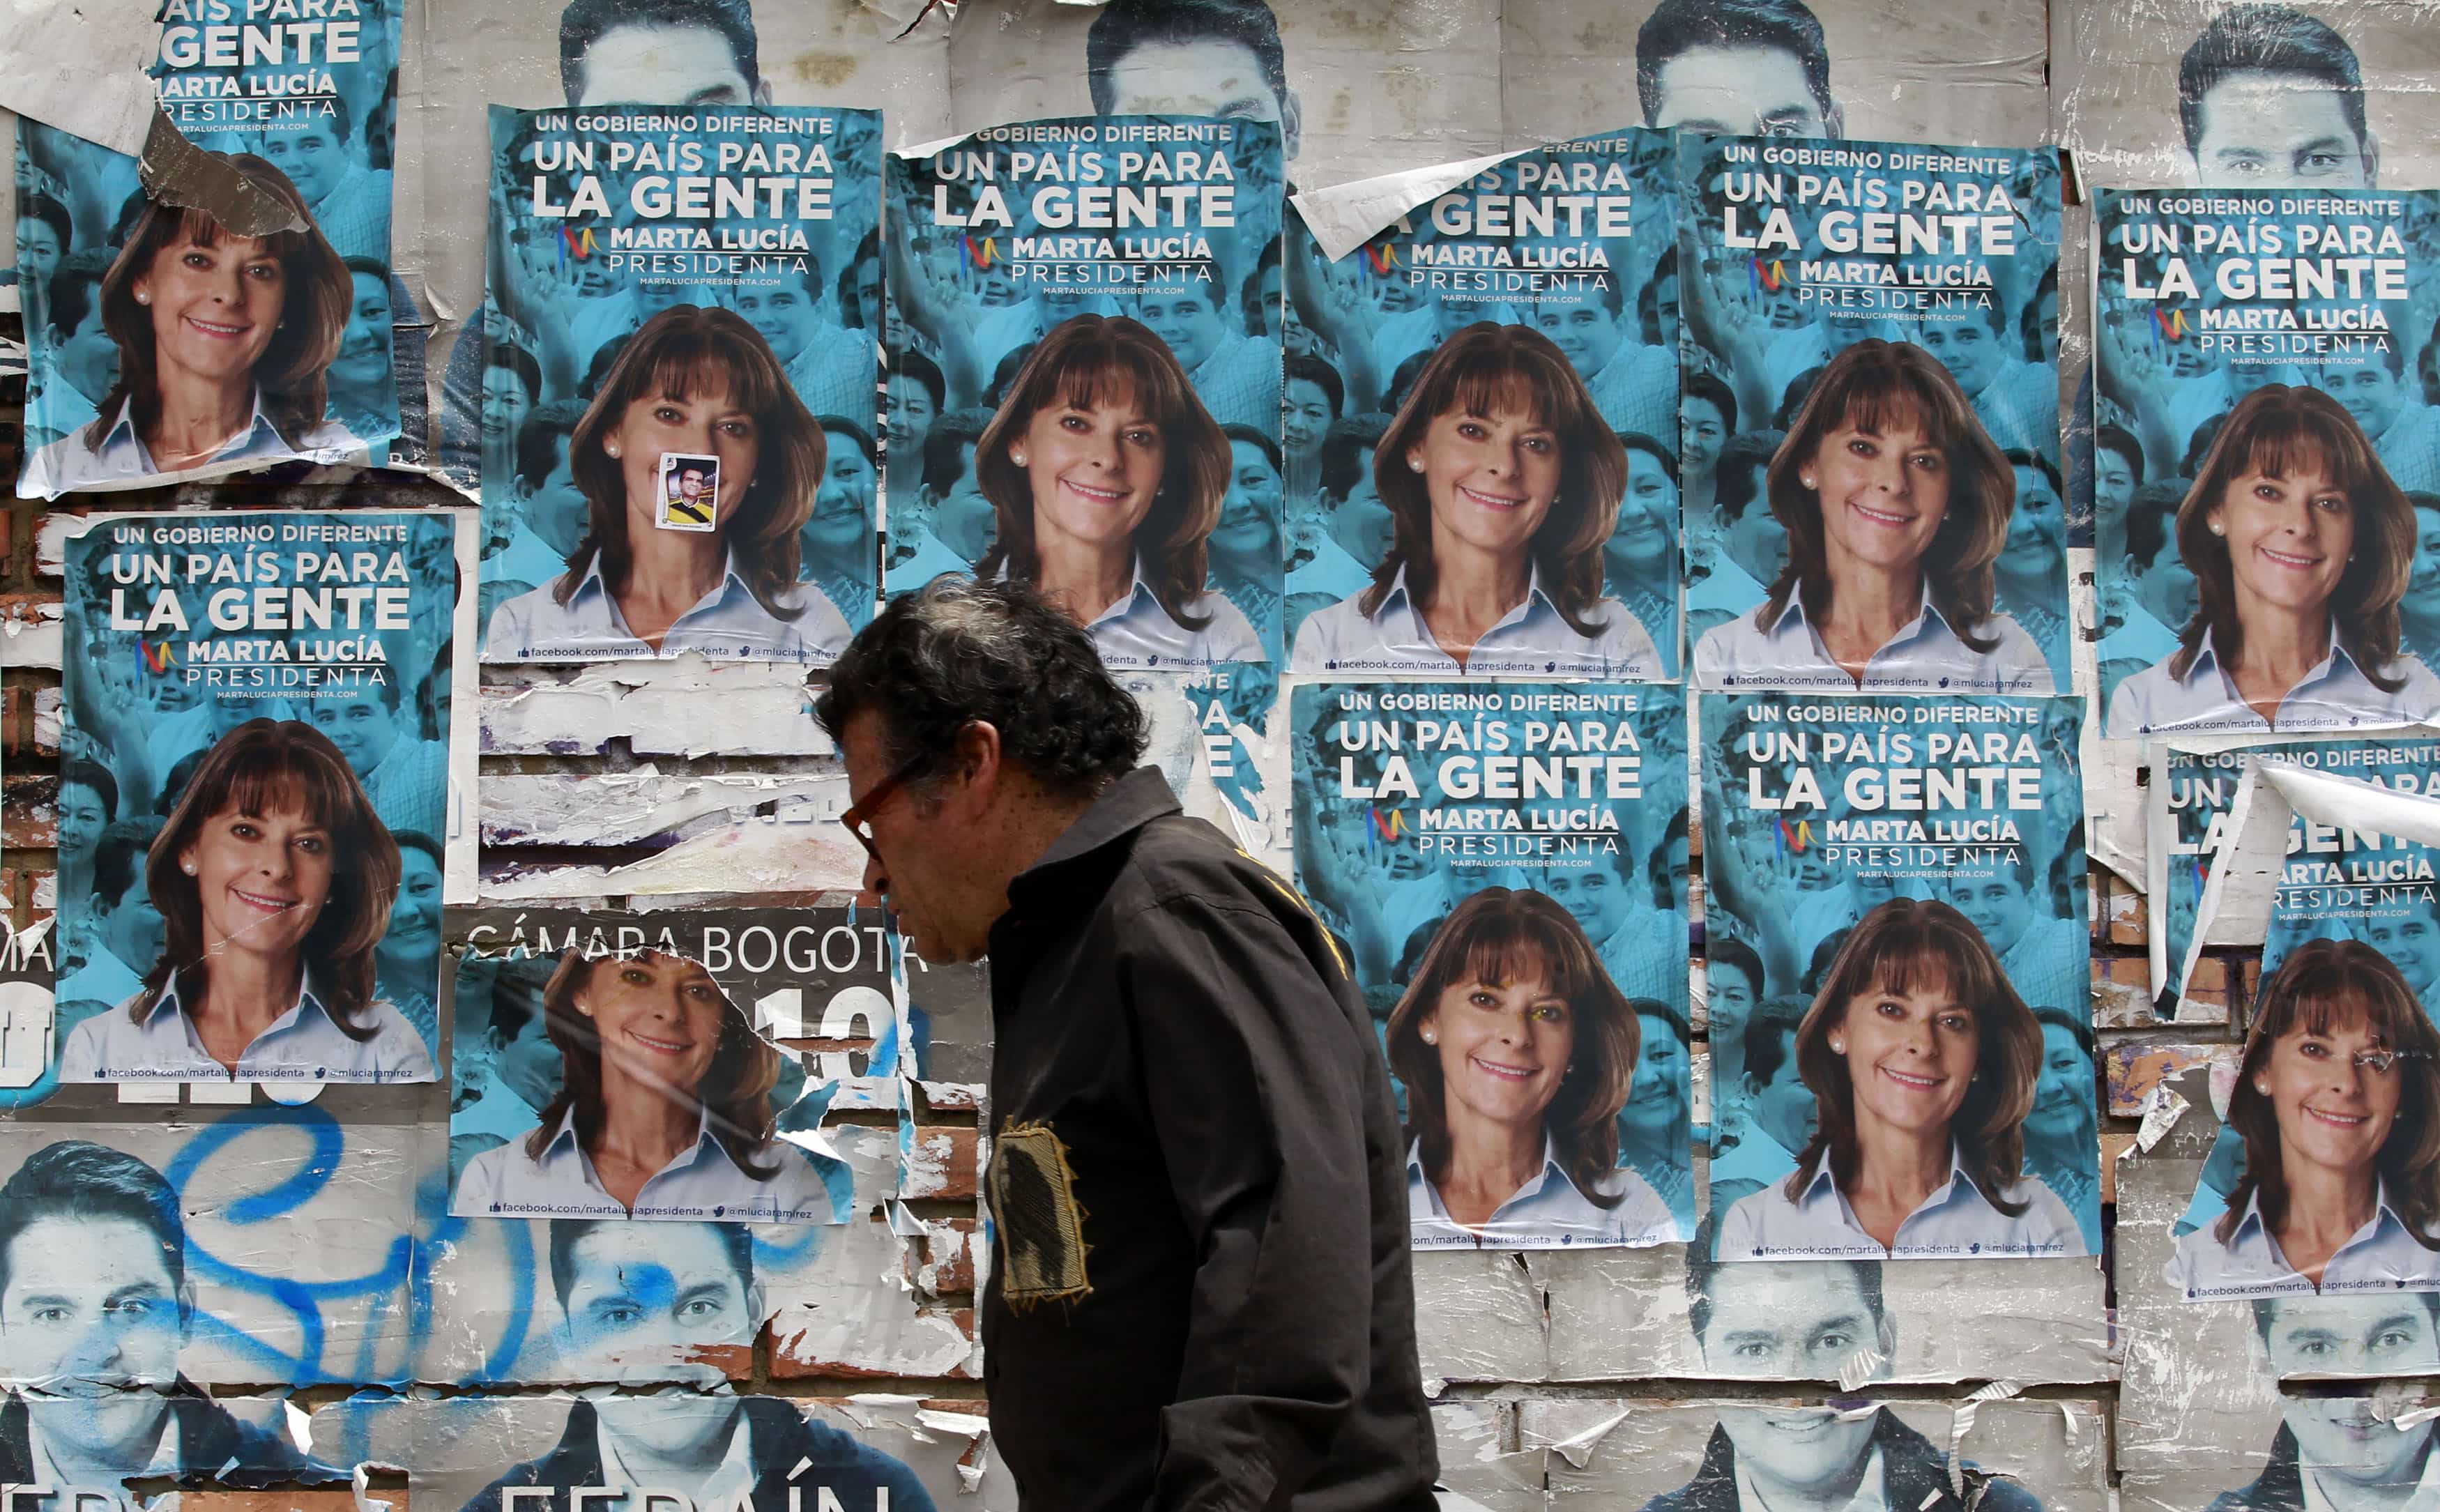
[658,453,720,531]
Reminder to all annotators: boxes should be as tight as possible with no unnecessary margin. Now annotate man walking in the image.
[816,576,1438,1511]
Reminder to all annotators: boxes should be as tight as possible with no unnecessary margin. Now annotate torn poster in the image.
[0,1115,420,1389]
[1283,130,1681,680]
[2095,188,2440,739]
[54,512,456,1085]
[373,1392,945,1512]
[1676,135,2066,695]
[881,116,1286,669]
[2163,748,2440,1302]
[15,0,404,498]
[476,104,883,666]
[940,0,1503,190]
[1290,681,1691,1248]
[447,917,866,1225]
[1501,0,2051,151]
[1700,692,2098,1260]
[1523,1396,2105,1511]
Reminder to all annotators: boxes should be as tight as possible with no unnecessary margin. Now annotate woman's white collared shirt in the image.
[452,1106,836,1222]
[485,553,851,664]
[56,979,435,1084]
[1408,1136,1678,1248]
[2105,627,2440,737]
[1290,565,1662,678]
[2165,1182,2440,1301]
[1693,590,2054,694]
[22,392,365,499]
[1714,1145,2087,1260]
[1078,557,1267,668]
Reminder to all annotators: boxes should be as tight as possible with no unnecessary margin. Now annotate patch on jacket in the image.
[988,1120,1091,1307]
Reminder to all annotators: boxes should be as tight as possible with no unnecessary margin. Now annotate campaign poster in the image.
[54,512,455,1085]
[1283,131,1681,680]
[388,1393,953,1512]
[2140,738,2440,1009]
[477,103,882,666]
[2094,188,2440,738]
[1699,692,2097,1261]
[2153,742,2440,1303]
[881,116,1285,669]
[1288,682,1691,1248]
[1527,1398,2105,1510]
[447,911,874,1225]
[15,0,403,498]
[1676,135,2067,696]
[0,1115,420,1389]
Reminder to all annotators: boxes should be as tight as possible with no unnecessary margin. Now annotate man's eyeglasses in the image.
[840,749,938,865]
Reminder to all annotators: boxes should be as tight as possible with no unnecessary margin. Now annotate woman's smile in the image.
[1458,482,1527,512]
[1876,1062,1947,1093]
[183,313,254,341]
[1847,497,1918,530]
[229,885,299,917]
[622,1024,697,1057]
[1467,1051,1541,1083]
[1062,475,1133,505]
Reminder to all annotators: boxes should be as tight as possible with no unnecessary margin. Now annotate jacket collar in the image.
[1008,767,1180,903]
[2176,624,2359,688]
[1762,581,1949,641]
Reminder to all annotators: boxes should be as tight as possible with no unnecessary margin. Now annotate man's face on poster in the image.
[730,281,823,368]
[572,21,766,109]
[1716,1403,1882,1495]
[310,694,401,777]
[1649,45,1838,139]
[680,467,709,503]
[2319,358,2409,439]
[1100,38,1300,161]
[2364,911,2440,997]
[521,434,592,559]
[97,870,162,978]
[1914,311,2004,395]
[1137,284,1224,372]
[932,442,997,565]
[1940,871,2032,959]
[1,1214,184,1449]
[1534,299,1626,383]
[260,119,347,206]
[560,1222,756,1387]
[2262,1293,2440,1379]
[2190,71,2375,188]
[2409,507,2440,606]
[1749,1030,1820,1157]
[1698,1260,1887,1379]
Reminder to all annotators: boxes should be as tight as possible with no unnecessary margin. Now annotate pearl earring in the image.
[605,444,620,458]
[2254,1079,2269,1096]
[135,291,151,305]
[1421,1029,1438,1045]
[1801,475,1815,489]
[181,860,197,875]
[1408,457,1426,473]
[1829,1038,1844,1054]
[1012,452,1027,467]
[2209,521,2227,536]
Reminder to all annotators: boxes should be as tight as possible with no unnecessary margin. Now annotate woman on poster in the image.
[2106,385,2440,735]
[1290,323,1662,677]
[1385,887,1676,1248]
[485,305,852,663]
[972,314,1264,666]
[1714,898,2087,1260]
[23,153,361,496]
[55,719,434,1083]
[1690,339,2053,694]
[2165,940,2440,1300]
[452,947,834,1223]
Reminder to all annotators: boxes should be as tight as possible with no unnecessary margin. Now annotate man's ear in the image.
[1874,1308,1898,1374]
[949,719,1007,809]
[753,76,775,108]
[2364,130,2383,190]
[1279,89,1304,165]
[1824,102,1846,142]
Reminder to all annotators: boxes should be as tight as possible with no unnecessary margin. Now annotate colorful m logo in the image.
[1364,239,1400,276]
[1750,257,1788,293]
[141,641,178,675]
[963,234,1000,270]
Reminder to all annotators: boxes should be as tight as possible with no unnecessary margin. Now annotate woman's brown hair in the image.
[1787,898,2044,1214]
[975,314,1227,630]
[1385,887,1641,1207]
[556,304,820,621]
[2170,384,2414,690]
[523,947,784,1179]
[2215,938,2440,1248]
[85,154,352,455]
[1362,323,1625,636]
[1760,339,2015,652]
[137,719,401,1042]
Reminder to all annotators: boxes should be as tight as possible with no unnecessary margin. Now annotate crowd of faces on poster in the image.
[12,0,2440,1503]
